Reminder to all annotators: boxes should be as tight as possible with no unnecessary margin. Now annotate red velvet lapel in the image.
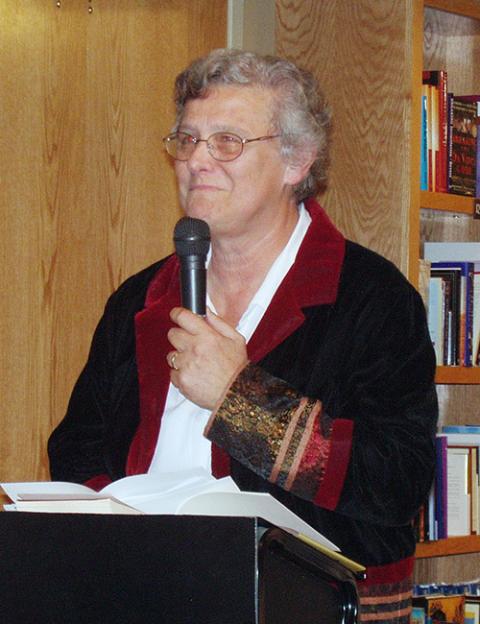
[247,198,345,361]
[127,198,345,476]
[126,255,180,475]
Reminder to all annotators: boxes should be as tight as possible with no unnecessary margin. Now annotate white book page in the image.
[2,469,239,511]
[130,476,240,514]
[100,467,223,500]
[178,490,339,551]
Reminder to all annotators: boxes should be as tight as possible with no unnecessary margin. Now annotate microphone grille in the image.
[173,217,211,257]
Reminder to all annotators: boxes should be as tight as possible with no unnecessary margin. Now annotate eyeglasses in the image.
[163,131,280,162]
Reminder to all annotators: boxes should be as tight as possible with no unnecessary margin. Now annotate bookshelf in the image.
[275,0,480,584]
[416,534,480,559]
[420,191,480,215]
[435,366,480,384]
[415,0,480,578]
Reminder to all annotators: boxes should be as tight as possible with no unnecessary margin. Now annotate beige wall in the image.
[0,0,227,481]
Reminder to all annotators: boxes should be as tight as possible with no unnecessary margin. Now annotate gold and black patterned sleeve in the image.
[205,363,335,502]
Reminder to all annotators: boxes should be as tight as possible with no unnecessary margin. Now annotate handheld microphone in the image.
[173,217,211,315]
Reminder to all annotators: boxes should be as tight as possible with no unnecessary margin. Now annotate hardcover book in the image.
[423,70,448,192]
[435,434,448,539]
[413,594,465,624]
[455,95,480,196]
[431,262,474,366]
[430,267,462,365]
[424,242,480,262]
[448,97,478,196]
[466,596,480,624]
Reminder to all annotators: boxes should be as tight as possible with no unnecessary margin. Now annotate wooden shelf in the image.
[424,0,480,20]
[416,534,480,558]
[435,366,480,384]
[420,191,480,215]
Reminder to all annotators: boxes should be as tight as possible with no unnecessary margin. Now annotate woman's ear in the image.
[283,150,317,187]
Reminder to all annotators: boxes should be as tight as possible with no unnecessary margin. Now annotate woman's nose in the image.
[186,139,214,171]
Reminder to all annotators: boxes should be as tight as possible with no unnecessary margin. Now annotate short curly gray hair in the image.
[173,48,331,201]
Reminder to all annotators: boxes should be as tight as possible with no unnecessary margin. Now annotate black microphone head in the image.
[173,217,210,257]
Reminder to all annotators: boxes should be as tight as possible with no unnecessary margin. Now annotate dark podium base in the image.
[0,513,360,624]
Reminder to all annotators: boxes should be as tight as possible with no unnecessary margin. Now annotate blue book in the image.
[420,94,428,190]
[435,434,448,539]
[442,424,480,434]
[411,606,426,624]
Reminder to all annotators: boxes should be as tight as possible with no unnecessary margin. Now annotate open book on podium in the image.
[1,467,364,574]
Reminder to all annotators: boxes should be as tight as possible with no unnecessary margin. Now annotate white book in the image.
[428,276,445,364]
[2,468,354,563]
[439,432,480,446]
[424,242,480,262]
[474,266,480,364]
[446,447,471,537]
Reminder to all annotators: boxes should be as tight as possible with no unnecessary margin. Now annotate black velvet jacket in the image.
[48,199,438,573]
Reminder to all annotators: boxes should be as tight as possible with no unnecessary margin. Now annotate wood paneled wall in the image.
[276,0,415,275]
[0,0,226,481]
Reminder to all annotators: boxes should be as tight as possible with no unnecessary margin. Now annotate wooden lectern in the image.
[0,513,362,624]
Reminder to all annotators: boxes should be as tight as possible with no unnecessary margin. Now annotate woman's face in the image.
[174,85,295,241]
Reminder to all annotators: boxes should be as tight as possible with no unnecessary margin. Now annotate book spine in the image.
[431,84,439,192]
[465,263,474,366]
[448,98,477,196]
[476,102,480,197]
[447,92,454,192]
[437,70,448,193]
[435,435,448,539]
[421,93,429,191]
[474,264,480,365]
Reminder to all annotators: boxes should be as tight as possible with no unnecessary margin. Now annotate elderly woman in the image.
[49,49,438,623]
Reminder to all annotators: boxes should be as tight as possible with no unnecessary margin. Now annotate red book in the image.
[448,97,478,196]
[423,70,448,192]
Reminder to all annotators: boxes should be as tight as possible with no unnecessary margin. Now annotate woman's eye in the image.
[217,134,240,144]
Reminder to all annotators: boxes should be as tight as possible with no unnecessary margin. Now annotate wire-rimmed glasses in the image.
[163,131,280,162]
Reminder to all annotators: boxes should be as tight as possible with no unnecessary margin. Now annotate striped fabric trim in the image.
[207,364,333,498]
[284,400,322,489]
[358,570,413,624]
[270,398,311,483]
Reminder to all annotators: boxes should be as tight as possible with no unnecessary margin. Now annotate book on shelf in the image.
[424,244,480,367]
[441,429,480,538]
[475,264,480,366]
[455,95,480,197]
[428,274,445,365]
[440,429,480,446]
[420,431,480,541]
[424,242,480,262]
[432,262,474,366]
[412,594,465,624]
[414,579,480,597]
[0,468,365,573]
[420,72,480,197]
[411,606,426,624]
[443,425,480,434]
[466,596,480,624]
[429,266,462,366]
[435,434,448,539]
[421,79,434,192]
[423,70,449,193]
[421,90,429,191]
[448,96,478,197]
[446,446,471,537]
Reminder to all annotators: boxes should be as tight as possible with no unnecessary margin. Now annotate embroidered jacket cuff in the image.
[206,363,340,502]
